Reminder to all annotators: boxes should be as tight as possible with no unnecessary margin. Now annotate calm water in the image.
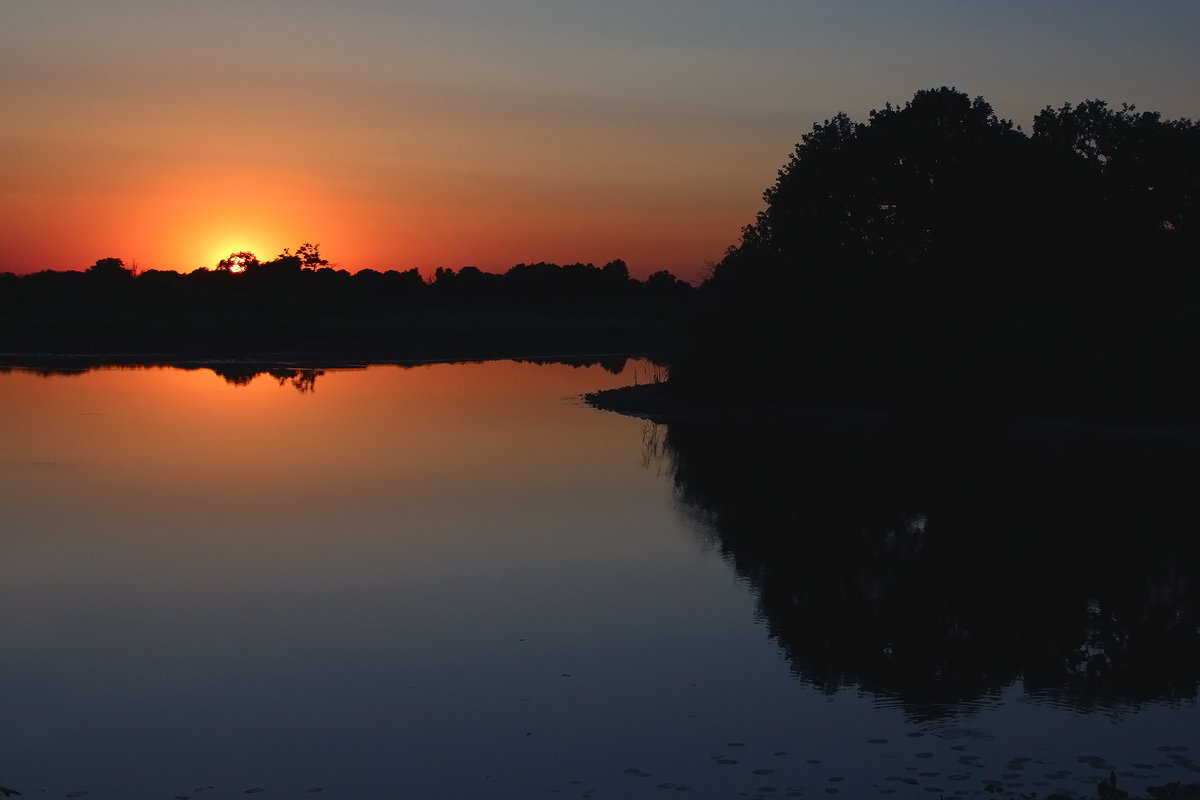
[1,360,1196,799]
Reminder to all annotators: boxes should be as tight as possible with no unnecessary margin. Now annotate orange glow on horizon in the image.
[0,133,736,280]
[126,167,329,272]
[0,146,734,280]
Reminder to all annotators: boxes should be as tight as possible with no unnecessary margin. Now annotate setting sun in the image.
[204,234,275,271]
[128,166,332,272]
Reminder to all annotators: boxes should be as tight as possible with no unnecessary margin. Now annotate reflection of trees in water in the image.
[210,367,324,392]
[5,363,325,391]
[518,355,632,375]
[654,417,1200,719]
[0,366,91,378]
[8,356,650,390]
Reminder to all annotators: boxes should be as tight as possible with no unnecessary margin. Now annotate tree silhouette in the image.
[1033,99,1200,247]
[293,242,329,270]
[215,251,260,273]
[671,87,1200,424]
[86,256,134,280]
[276,242,329,270]
[3,242,694,359]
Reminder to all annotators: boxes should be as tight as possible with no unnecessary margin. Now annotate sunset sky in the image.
[3,1,1198,281]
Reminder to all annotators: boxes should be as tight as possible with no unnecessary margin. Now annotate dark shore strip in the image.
[584,382,1200,466]
[0,348,651,373]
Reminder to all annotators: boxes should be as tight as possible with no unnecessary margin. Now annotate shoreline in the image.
[0,348,660,374]
[584,381,1200,462]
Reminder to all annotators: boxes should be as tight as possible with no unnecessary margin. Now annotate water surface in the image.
[1,361,1196,798]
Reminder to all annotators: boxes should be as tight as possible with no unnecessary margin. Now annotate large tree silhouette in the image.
[671,88,1200,424]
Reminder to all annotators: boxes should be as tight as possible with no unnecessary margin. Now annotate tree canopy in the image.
[673,88,1200,424]
[85,256,134,280]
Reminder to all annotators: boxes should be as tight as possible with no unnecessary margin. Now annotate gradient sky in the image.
[3,1,1198,280]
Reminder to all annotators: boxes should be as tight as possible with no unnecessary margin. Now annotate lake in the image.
[1,359,1197,799]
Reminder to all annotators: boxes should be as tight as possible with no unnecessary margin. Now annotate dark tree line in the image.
[671,88,1200,425]
[5,247,691,311]
[0,248,693,357]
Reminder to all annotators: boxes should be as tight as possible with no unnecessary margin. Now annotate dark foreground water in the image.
[0,360,1196,798]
